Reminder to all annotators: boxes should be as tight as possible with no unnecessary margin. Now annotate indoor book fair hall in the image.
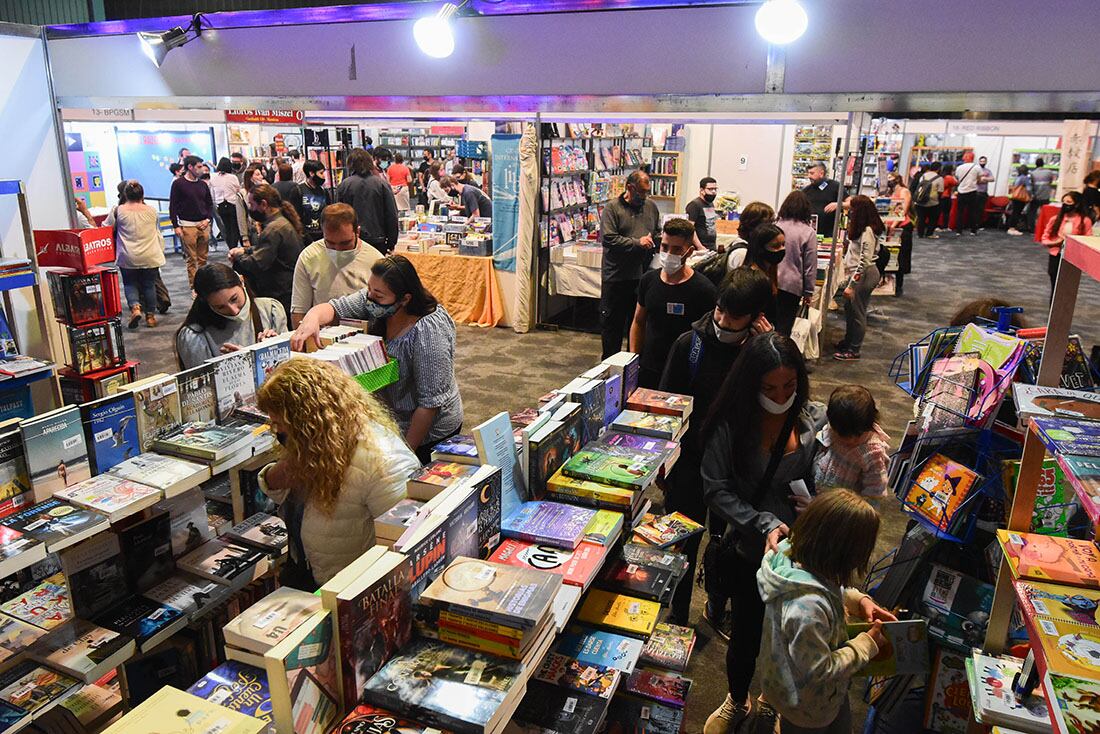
[0,1,1099,734]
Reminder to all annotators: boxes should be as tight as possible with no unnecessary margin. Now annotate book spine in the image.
[438,614,525,646]
[640,652,686,672]
[504,528,580,551]
[427,606,528,636]
[544,491,634,512]
[437,626,523,659]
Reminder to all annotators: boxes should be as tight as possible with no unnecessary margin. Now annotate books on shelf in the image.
[55,474,161,522]
[153,421,257,463]
[902,453,980,531]
[639,623,696,672]
[1034,416,1100,456]
[0,497,108,554]
[108,452,209,498]
[0,616,46,668]
[0,524,45,579]
[209,351,258,423]
[997,529,1100,588]
[223,586,321,657]
[0,421,31,517]
[80,392,140,475]
[610,410,686,442]
[21,405,91,503]
[177,539,267,586]
[26,620,135,684]
[576,590,660,638]
[1013,383,1100,425]
[125,373,182,453]
[501,501,596,550]
[93,595,187,654]
[176,363,217,425]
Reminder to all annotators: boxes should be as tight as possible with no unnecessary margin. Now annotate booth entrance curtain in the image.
[512,122,539,333]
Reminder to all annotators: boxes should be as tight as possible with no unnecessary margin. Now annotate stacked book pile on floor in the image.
[36,350,699,734]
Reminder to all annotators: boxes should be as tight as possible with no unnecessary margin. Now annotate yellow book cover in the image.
[546,468,634,507]
[438,626,522,659]
[583,510,623,546]
[576,589,659,637]
[101,686,266,734]
[438,609,525,640]
[1031,617,1100,682]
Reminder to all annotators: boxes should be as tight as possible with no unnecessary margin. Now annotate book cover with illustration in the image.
[1013,383,1100,425]
[1003,457,1075,536]
[847,619,929,676]
[526,420,569,497]
[0,660,80,717]
[0,573,71,630]
[0,616,45,666]
[0,423,31,517]
[332,703,452,734]
[331,552,412,711]
[471,464,502,559]
[0,524,43,581]
[535,652,619,699]
[903,453,981,530]
[1021,335,1096,391]
[153,421,255,462]
[633,511,705,548]
[127,374,182,452]
[94,595,186,652]
[560,445,662,491]
[187,660,275,734]
[639,623,696,672]
[545,467,637,510]
[251,337,291,388]
[501,501,596,550]
[920,564,993,650]
[176,363,217,425]
[361,637,524,734]
[604,694,683,734]
[178,539,265,585]
[58,532,128,620]
[0,497,108,554]
[153,488,214,557]
[26,619,135,683]
[144,574,221,617]
[210,352,258,423]
[21,406,91,502]
[598,430,679,469]
[55,474,161,522]
[969,652,1050,732]
[596,559,674,602]
[624,668,692,708]
[1016,578,1100,628]
[101,686,267,734]
[625,387,693,419]
[1030,616,1100,681]
[918,353,982,432]
[488,538,606,589]
[554,625,644,675]
[429,434,480,464]
[406,461,479,498]
[923,648,971,734]
[1049,674,1100,734]
[1061,454,1100,527]
[224,512,289,552]
[511,679,607,734]
[998,529,1100,588]
[81,392,140,475]
[611,410,685,441]
[1034,416,1100,456]
[621,544,690,579]
[109,453,207,497]
[577,590,660,638]
[263,610,345,734]
[418,557,560,631]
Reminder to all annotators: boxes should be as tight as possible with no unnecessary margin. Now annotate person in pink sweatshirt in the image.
[1041,190,1094,292]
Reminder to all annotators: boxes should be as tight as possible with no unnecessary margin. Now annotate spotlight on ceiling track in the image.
[138,13,204,67]
[754,0,808,45]
[414,2,464,59]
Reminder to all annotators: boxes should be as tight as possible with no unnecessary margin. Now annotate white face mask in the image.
[659,252,683,275]
[228,292,251,323]
[759,390,796,415]
[713,319,749,345]
[325,244,359,268]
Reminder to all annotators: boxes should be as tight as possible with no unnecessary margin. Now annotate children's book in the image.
[1021,335,1096,391]
[1060,453,1100,531]
[633,511,705,548]
[969,652,1051,733]
[998,529,1100,588]
[902,453,981,530]
[553,625,644,675]
[922,648,971,734]
[1049,673,1100,734]
[0,573,71,630]
[847,619,929,676]
[534,652,619,699]
[918,354,982,433]
[639,623,695,672]
[1013,383,1100,425]
[920,564,994,651]
[1034,416,1100,457]
[1003,457,1075,536]
[1015,578,1100,629]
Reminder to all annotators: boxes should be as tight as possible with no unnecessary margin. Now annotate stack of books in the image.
[301,332,389,375]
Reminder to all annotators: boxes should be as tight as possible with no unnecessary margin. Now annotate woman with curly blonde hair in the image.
[256,357,419,587]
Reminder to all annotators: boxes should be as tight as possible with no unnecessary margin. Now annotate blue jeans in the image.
[121,267,159,312]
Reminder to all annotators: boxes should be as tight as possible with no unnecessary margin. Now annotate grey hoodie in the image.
[756,539,878,729]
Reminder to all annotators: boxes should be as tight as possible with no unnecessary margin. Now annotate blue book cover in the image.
[553,625,643,674]
[443,485,480,565]
[502,501,595,550]
[96,596,184,648]
[603,373,623,427]
[0,387,32,423]
[82,392,140,474]
[251,338,291,388]
[472,411,526,519]
[569,381,605,447]
[187,660,275,734]
[1034,416,1100,456]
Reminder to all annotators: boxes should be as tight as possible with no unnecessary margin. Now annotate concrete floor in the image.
[123,228,1100,733]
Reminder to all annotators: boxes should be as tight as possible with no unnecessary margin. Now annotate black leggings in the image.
[916,206,939,237]
[726,553,766,700]
[1006,199,1028,230]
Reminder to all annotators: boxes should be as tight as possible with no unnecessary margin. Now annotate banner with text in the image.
[491,134,521,273]
[1058,119,1092,199]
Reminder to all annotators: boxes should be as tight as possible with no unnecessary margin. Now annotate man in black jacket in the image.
[336,149,399,254]
[658,268,773,631]
[802,162,843,237]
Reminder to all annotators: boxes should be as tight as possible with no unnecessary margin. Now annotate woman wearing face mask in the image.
[1041,190,1094,292]
[175,263,287,369]
[229,183,305,319]
[659,268,774,634]
[628,218,717,389]
[774,191,818,336]
[256,358,419,588]
[291,255,464,462]
[834,195,884,362]
[731,223,786,327]
[700,331,825,734]
[234,164,268,248]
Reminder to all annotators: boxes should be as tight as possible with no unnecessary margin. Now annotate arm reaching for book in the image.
[290,302,337,351]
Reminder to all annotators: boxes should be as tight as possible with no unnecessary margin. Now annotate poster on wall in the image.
[116,128,216,200]
[1058,119,1092,199]
[491,134,521,273]
[65,133,107,209]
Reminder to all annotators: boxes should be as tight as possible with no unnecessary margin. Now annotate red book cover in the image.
[488,538,606,588]
[625,668,692,708]
[333,703,448,734]
[33,228,115,273]
[625,388,693,418]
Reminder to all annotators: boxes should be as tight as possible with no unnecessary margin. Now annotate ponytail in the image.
[251,183,304,236]
[278,200,304,236]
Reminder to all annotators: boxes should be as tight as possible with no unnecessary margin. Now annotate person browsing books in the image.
[175,263,287,369]
[290,203,382,328]
[834,195,884,362]
[1041,190,1094,292]
[686,177,719,250]
[659,268,774,634]
[628,218,717,390]
[228,183,306,319]
[885,173,913,296]
[700,332,825,734]
[774,191,818,335]
[440,175,492,219]
[256,358,419,587]
[291,255,464,462]
[599,170,661,359]
[757,490,893,734]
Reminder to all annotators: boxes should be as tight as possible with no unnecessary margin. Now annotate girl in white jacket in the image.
[756,489,893,733]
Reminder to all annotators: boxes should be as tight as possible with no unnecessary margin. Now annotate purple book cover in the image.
[1034,416,1100,456]
[501,501,596,550]
[600,432,677,455]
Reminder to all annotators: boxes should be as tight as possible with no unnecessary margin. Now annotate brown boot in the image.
[128,304,142,329]
[145,313,157,328]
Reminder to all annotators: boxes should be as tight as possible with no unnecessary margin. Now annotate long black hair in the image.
[175,264,259,367]
[1049,190,1093,239]
[746,223,784,271]
[367,256,439,336]
[700,331,810,462]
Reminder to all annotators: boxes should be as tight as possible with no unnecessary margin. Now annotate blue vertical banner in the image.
[491,134,521,272]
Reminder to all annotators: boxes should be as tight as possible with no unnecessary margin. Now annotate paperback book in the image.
[545,467,638,511]
[639,623,696,672]
[0,660,80,718]
[511,680,607,734]
[553,625,644,675]
[560,445,662,491]
[153,488,215,557]
[596,559,674,601]
[1034,416,1100,457]
[0,574,71,630]
[264,609,351,734]
[0,525,45,579]
[176,364,217,425]
[902,453,981,531]
[406,461,479,500]
[26,620,135,683]
[625,387,693,419]
[620,544,691,580]
[55,474,161,522]
[501,501,596,550]
[331,704,445,734]
[224,512,289,553]
[210,351,258,423]
[0,423,31,517]
[21,406,91,502]
[58,532,128,619]
[116,510,174,591]
[0,616,45,667]
[80,392,140,474]
[108,452,208,498]
[488,538,606,589]
[187,660,275,734]
[429,434,480,464]
[153,421,255,462]
[611,410,685,441]
[997,530,1100,588]
[144,573,221,617]
[177,539,266,586]
[534,652,619,699]
[102,686,268,734]
[93,596,187,653]
[604,694,683,734]
[251,337,291,388]
[0,497,108,553]
[1012,383,1100,424]
[418,557,560,631]
[633,511,705,548]
[126,374,182,452]
[624,668,692,708]
[576,589,660,638]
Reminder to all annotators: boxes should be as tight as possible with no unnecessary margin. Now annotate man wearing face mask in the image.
[229,183,305,319]
[658,268,774,633]
[230,152,248,182]
[299,160,331,243]
[686,177,720,250]
[599,170,661,359]
[290,204,381,327]
[629,218,717,390]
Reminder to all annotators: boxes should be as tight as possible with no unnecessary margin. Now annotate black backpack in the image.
[698,241,747,287]
[914,174,940,206]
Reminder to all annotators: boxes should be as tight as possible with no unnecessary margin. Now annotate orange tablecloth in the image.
[401,252,503,327]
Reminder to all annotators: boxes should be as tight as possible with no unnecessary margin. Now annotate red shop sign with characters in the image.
[33,227,115,273]
[225,109,304,125]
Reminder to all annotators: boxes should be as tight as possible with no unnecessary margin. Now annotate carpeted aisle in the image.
[121,228,1100,733]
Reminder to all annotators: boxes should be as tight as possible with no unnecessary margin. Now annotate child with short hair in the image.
[757,489,891,733]
[814,385,890,499]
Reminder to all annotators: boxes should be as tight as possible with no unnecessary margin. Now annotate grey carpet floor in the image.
[122,229,1100,733]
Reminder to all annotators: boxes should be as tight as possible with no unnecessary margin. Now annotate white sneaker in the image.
[704,695,752,734]
[1007,228,1023,236]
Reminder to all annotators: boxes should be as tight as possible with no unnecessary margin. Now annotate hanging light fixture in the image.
[138,14,204,67]
[413,2,463,59]
[754,0,808,45]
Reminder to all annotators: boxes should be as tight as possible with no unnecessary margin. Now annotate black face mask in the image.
[763,248,786,265]
[310,175,325,187]
[232,162,243,172]
[248,208,266,222]
[703,193,717,204]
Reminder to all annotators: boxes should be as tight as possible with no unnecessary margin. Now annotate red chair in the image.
[983,195,1009,229]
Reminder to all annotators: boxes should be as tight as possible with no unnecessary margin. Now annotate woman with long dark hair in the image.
[774,191,817,334]
[834,195,885,361]
[1040,189,1094,292]
[175,263,287,369]
[291,255,464,461]
[229,183,305,318]
[700,332,826,734]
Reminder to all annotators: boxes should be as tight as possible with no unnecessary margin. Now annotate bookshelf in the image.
[376,131,461,164]
[909,145,974,175]
[649,150,681,204]
[791,125,835,191]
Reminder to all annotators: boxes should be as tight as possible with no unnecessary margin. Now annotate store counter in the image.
[400,251,504,327]
[1033,202,1061,243]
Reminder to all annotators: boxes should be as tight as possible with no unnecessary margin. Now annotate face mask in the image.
[659,252,682,274]
[759,390,796,415]
[763,248,785,266]
[713,319,749,344]
[275,431,288,446]
[325,245,359,268]
[310,175,325,187]
[232,162,243,172]
[362,297,401,320]
[228,292,251,322]
[248,207,266,222]
[630,192,647,207]
[703,193,717,204]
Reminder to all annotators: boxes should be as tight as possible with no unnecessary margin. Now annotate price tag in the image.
[474,564,495,582]
[465,659,486,685]
[252,609,279,629]
[149,607,165,620]
[641,706,651,720]
[298,642,321,658]
[62,436,81,450]
[1039,619,1058,636]
[1031,599,1050,617]
[661,554,675,565]
[627,602,641,615]
[617,639,633,652]
[94,428,113,443]
[563,697,577,714]
[626,564,638,574]
[24,519,45,531]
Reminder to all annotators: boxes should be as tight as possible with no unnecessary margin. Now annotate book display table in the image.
[400,252,504,327]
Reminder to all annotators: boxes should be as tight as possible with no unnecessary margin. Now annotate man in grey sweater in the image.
[599,170,661,359]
